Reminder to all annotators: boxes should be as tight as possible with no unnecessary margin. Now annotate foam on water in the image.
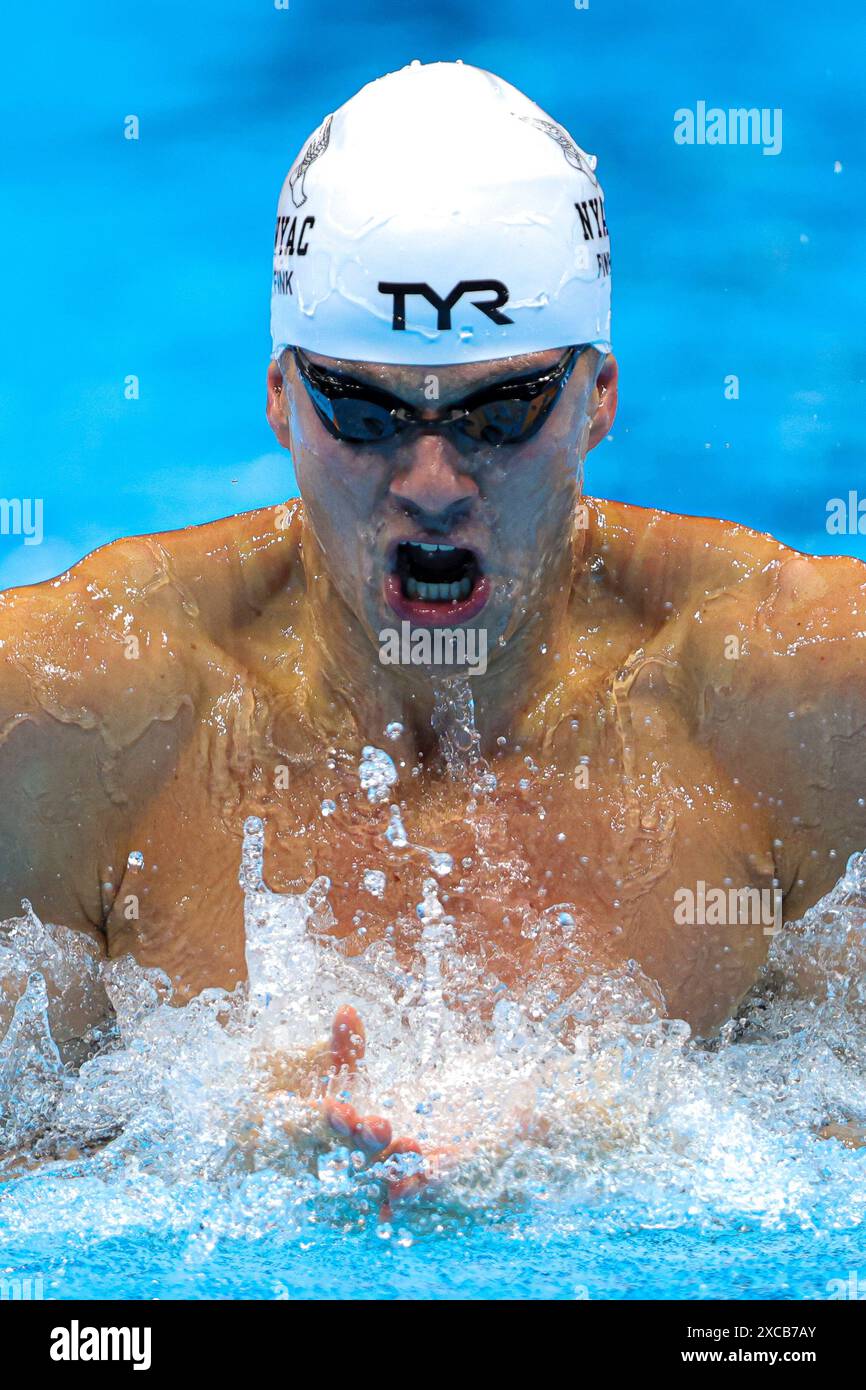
[2,684,866,1289]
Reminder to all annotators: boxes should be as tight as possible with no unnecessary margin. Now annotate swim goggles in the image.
[290,345,583,447]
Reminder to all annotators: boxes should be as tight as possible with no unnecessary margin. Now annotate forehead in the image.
[302,346,569,406]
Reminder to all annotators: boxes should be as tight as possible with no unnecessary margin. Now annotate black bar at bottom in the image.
[1,1296,857,1373]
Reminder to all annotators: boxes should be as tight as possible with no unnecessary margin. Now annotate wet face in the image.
[266,346,617,659]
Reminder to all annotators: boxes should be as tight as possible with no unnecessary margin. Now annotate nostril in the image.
[391,494,471,528]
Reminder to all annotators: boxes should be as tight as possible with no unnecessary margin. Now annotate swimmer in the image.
[2,63,866,1188]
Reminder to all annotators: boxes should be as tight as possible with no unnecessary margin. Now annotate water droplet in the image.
[362,869,387,898]
[426,850,453,878]
[359,746,398,804]
[416,878,449,928]
[386,804,409,848]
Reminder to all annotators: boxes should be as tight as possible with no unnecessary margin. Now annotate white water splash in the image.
[2,831,866,1237]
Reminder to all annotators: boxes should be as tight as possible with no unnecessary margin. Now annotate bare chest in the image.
[113,729,775,1036]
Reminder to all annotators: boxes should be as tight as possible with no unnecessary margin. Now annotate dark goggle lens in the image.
[297,347,576,447]
[456,389,558,446]
[306,381,399,442]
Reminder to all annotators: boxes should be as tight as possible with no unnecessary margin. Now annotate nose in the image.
[388,433,479,531]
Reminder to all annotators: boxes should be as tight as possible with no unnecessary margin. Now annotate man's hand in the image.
[318,1004,431,1217]
[251,1004,439,1219]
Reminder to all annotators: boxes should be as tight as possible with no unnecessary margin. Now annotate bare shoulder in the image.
[584,498,866,903]
[0,499,305,727]
[585,495,866,655]
[0,501,304,927]
[586,495,805,611]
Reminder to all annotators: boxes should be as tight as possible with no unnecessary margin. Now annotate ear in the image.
[586,353,618,452]
[266,359,293,450]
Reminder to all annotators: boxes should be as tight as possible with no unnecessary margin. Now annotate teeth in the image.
[409,576,473,603]
[399,540,476,604]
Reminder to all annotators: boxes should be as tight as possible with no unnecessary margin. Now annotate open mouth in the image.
[395,541,479,602]
[384,540,490,626]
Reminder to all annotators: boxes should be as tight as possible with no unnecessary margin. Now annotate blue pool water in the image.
[1,0,864,591]
[6,1208,866,1302]
[2,0,865,1301]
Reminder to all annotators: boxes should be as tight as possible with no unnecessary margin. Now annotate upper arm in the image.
[0,581,115,929]
[682,549,866,914]
[0,536,204,932]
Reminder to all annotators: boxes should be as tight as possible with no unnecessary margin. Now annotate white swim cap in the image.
[271,61,611,365]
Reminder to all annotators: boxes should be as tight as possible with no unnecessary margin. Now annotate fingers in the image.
[381,1136,423,1162]
[329,1004,365,1075]
[322,1094,458,1225]
[377,1139,460,1220]
[323,1096,393,1156]
[322,1097,357,1138]
[263,1003,364,1096]
[381,1136,427,1205]
[357,1114,393,1152]
[319,1005,460,1223]
[321,1006,393,1156]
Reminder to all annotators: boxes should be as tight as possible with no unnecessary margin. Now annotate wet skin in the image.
[2,345,866,1128]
